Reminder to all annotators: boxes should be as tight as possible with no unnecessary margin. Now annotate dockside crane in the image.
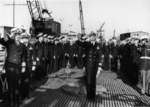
[79,0,85,36]
[113,29,116,39]
[26,0,61,36]
[97,22,105,37]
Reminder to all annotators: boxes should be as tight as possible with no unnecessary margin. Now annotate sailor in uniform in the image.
[85,34,99,100]
[0,28,27,107]
[35,33,44,80]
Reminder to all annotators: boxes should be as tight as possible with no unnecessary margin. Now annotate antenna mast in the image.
[79,0,85,36]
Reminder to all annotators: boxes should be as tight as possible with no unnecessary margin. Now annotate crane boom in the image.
[97,22,105,33]
[97,22,105,37]
[79,0,85,35]
[99,22,105,32]
[26,0,42,20]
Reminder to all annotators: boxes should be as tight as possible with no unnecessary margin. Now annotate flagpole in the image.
[13,0,15,27]
[4,0,26,27]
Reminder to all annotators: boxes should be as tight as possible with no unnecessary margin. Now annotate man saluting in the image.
[0,28,27,107]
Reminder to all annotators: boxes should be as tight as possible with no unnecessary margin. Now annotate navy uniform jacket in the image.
[35,41,44,65]
[86,42,99,85]
[0,38,26,66]
[26,43,36,70]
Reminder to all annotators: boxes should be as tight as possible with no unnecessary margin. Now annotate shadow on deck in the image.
[1,70,150,107]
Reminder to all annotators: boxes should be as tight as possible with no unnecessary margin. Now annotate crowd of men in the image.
[0,27,150,107]
[118,37,150,94]
[0,27,107,107]
[102,36,150,95]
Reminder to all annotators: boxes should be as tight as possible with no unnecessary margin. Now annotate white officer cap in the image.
[37,33,43,37]
[11,27,19,33]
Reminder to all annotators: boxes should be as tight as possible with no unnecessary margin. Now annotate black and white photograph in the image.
[0,0,150,107]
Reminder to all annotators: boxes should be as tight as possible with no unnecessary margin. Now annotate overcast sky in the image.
[0,0,150,39]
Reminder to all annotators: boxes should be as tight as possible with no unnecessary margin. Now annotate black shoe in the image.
[86,97,96,102]
[9,101,14,107]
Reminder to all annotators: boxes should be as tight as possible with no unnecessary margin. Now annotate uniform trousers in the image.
[5,62,21,107]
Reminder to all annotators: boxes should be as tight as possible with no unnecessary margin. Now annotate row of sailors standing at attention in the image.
[0,28,105,106]
[118,37,150,95]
